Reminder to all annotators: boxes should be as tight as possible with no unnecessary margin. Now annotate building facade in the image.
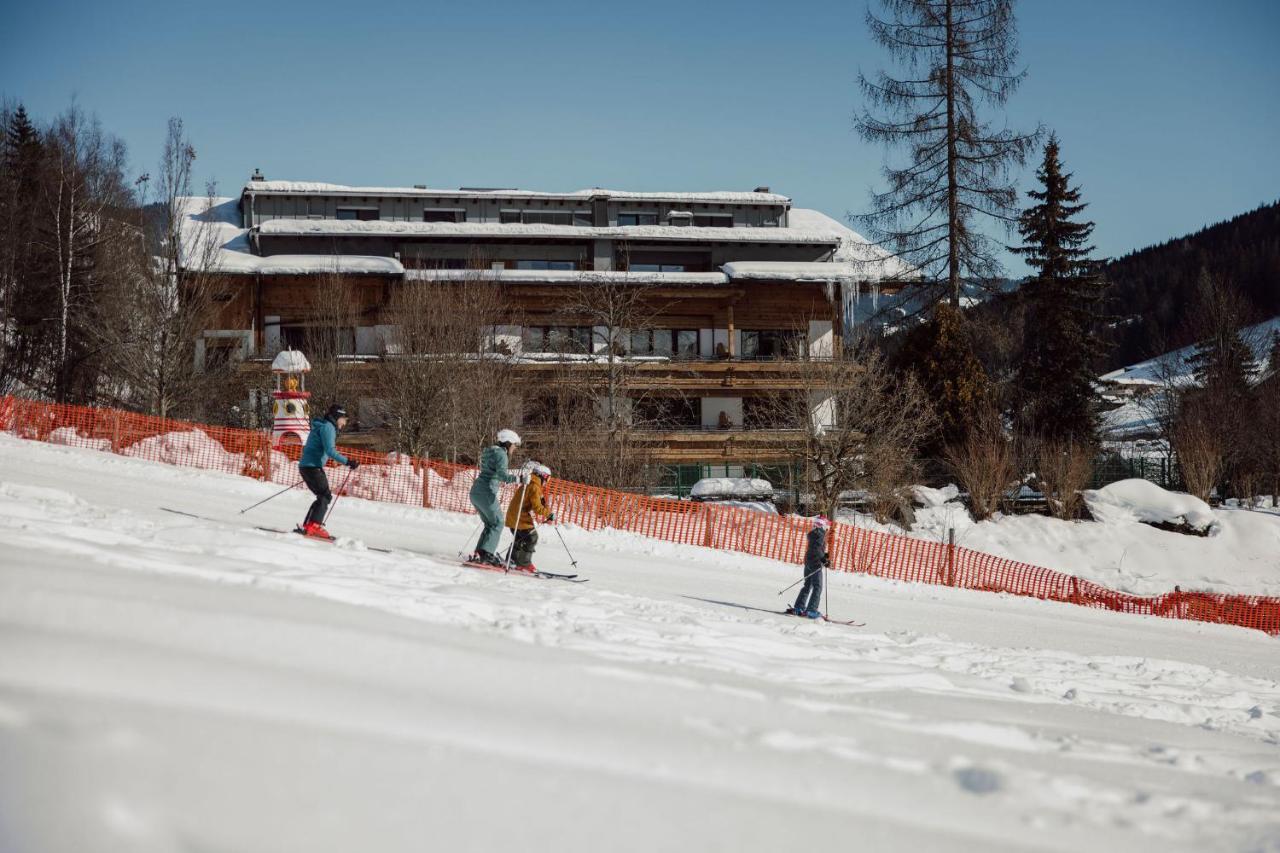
[182,174,909,492]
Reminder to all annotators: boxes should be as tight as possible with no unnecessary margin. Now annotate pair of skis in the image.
[459,558,587,583]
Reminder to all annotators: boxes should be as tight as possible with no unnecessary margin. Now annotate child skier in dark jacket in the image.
[788,516,831,619]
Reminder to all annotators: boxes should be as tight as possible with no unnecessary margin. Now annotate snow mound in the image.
[47,426,111,452]
[1082,479,1216,533]
[121,430,245,475]
[913,484,960,508]
[690,477,773,500]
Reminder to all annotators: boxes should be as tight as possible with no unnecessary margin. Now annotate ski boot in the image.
[804,609,823,620]
[302,521,334,541]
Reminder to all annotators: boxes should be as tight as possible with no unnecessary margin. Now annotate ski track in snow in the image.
[2,434,1279,853]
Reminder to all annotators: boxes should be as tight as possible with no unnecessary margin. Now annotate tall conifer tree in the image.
[1012,134,1104,442]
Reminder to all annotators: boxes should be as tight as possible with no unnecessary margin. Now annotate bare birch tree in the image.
[38,103,131,401]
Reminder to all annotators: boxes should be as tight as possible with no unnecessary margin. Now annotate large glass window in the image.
[422,209,465,223]
[741,329,805,359]
[617,213,659,226]
[693,213,733,228]
[514,260,576,271]
[629,329,699,358]
[629,263,687,273]
[336,208,379,221]
[634,396,699,428]
[522,326,592,354]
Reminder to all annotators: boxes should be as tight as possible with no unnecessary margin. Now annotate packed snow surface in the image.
[1083,478,1217,532]
[2,435,1279,853]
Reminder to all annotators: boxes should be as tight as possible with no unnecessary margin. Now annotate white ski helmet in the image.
[529,462,552,479]
[812,516,831,529]
[496,428,522,446]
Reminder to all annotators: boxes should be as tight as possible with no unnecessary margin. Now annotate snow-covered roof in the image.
[785,208,916,278]
[258,217,840,246]
[178,196,403,275]
[406,269,729,286]
[722,261,868,281]
[243,180,791,205]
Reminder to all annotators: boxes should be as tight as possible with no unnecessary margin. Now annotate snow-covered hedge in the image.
[1082,479,1216,533]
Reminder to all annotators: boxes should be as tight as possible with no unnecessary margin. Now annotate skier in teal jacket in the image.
[468,429,525,565]
[297,403,359,540]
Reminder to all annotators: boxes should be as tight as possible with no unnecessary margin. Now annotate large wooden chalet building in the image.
[181,173,909,493]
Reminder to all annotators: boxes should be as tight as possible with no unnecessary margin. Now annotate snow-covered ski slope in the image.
[2,435,1279,853]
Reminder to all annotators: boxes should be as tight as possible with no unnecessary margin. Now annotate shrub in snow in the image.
[1081,479,1216,535]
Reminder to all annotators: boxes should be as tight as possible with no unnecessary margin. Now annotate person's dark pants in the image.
[794,565,823,613]
[508,528,538,567]
[300,466,331,526]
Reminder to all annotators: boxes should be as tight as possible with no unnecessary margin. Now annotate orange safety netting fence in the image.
[3,396,1279,637]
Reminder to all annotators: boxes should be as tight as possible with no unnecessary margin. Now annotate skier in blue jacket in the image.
[787,516,831,618]
[467,429,526,565]
[297,403,359,540]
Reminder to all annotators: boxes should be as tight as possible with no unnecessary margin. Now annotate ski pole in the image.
[322,468,355,526]
[239,478,303,515]
[549,521,579,570]
[776,566,823,596]
[460,517,485,558]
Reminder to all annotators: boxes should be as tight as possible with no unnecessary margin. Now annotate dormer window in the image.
[668,210,693,227]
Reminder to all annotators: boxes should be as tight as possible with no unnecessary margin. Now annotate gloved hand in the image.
[822,553,831,567]
[347,459,360,470]
[546,513,555,523]
[516,470,531,484]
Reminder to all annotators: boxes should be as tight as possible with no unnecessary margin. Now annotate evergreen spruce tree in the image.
[897,303,991,453]
[1012,134,1104,443]
[1266,329,1280,377]
[1186,269,1257,403]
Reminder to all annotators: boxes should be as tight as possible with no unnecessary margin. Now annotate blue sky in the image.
[3,0,1277,274]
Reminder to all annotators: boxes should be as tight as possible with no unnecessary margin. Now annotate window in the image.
[629,329,698,358]
[634,396,699,427]
[422,209,465,223]
[741,329,805,360]
[282,325,356,355]
[498,209,578,226]
[336,208,379,221]
[692,213,733,228]
[514,260,576,271]
[522,326,592,354]
[629,263,687,273]
[617,213,659,226]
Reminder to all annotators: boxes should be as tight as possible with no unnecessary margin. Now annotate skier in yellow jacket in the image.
[504,462,554,571]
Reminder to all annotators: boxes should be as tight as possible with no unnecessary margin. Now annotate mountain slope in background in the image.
[1102,200,1280,370]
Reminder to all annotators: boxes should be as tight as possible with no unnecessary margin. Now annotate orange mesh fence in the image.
[3,395,1278,636]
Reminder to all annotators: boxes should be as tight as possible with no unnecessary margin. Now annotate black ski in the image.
[159,507,393,553]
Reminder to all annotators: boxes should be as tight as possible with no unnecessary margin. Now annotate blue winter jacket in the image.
[473,445,518,494]
[299,418,349,468]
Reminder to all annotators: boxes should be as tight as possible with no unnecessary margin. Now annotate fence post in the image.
[262,432,272,482]
[421,456,433,508]
[946,528,956,586]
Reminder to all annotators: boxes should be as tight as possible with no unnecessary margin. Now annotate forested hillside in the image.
[1102,200,1280,369]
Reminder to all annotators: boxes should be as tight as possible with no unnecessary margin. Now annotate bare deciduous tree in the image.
[1028,436,1095,520]
[760,345,936,522]
[93,118,228,419]
[378,265,520,463]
